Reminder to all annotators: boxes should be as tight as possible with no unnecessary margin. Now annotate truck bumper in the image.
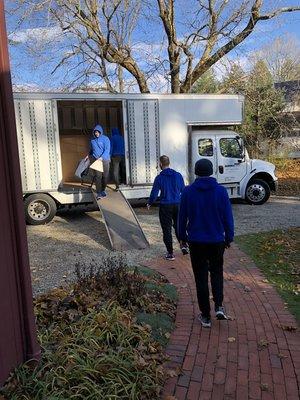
[272,178,278,192]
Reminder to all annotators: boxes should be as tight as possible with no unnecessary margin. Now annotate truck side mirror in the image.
[236,135,245,160]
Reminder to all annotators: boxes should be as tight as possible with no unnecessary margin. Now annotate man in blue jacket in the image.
[147,155,187,261]
[178,159,234,328]
[110,127,125,191]
[86,124,111,199]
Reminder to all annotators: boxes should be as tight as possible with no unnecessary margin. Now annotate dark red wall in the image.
[0,0,40,385]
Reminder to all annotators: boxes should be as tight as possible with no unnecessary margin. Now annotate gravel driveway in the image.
[27,196,300,294]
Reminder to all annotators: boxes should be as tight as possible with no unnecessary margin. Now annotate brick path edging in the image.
[145,244,300,400]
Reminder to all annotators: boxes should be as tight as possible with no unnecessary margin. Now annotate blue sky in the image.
[5,0,300,92]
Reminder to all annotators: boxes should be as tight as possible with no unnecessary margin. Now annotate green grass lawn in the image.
[235,228,300,324]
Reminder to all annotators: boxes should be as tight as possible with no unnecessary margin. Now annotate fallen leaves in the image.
[278,353,288,359]
[165,369,180,378]
[226,315,235,321]
[278,324,297,332]
[228,337,236,343]
[261,383,269,391]
[258,339,269,350]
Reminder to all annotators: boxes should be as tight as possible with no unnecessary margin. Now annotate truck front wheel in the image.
[24,194,57,225]
[245,179,270,205]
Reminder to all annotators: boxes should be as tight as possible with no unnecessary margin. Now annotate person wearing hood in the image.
[178,159,234,328]
[147,155,187,261]
[110,127,125,190]
[86,124,111,199]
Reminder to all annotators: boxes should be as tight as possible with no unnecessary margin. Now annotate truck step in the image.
[92,187,149,251]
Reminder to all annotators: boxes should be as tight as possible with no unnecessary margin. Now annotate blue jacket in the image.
[178,177,234,243]
[148,168,185,205]
[89,124,111,161]
[110,128,125,157]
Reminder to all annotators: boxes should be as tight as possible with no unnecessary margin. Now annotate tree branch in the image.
[180,1,300,92]
[157,0,181,93]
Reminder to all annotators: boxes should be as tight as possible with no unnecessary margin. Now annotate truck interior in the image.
[57,100,125,186]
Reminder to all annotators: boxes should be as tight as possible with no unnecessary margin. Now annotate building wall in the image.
[0,3,40,386]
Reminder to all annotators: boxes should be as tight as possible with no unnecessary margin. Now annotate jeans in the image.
[189,242,225,318]
[112,155,125,187]
[89,159,110,193]
[159,204,179,254]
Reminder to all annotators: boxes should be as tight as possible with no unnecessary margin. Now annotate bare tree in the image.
[9,0,300,93]
[254,36,300,82]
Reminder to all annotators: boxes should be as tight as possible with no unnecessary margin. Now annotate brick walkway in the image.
[145,244,300,400]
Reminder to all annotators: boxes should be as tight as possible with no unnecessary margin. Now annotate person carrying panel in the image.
[86,124,111,199]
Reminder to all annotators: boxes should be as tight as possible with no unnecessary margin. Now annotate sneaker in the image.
[165,253,175,261]
[198,314,211,328]
[96,192,102,200]
[181,245,189,255]
[100,191,107,198]
[215,306,227,320]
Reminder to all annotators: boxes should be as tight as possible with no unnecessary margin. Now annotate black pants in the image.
[159,204,179,254]
[90,159,110,193]
[189,242,225,318]
[112,155,125,187]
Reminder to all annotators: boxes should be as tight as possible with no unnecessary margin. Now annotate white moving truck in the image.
[13,93,277,225]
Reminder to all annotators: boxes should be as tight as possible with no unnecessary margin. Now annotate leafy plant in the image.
[1,255,177,400]
[3,304,164,399]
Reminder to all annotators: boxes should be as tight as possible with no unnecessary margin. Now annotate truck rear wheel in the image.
[245,179,270,205]
[24,194,57,225]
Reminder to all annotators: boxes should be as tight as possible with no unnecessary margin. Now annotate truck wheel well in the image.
[23,192,60,206]
[249,173,276,191]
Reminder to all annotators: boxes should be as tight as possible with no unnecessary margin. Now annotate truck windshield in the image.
[220,138,243,158]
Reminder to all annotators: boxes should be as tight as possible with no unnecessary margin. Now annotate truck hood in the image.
[251,159,275,173]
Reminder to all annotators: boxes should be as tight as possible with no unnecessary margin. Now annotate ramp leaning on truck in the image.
[92,187,149,251]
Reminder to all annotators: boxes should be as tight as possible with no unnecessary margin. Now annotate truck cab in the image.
[191,129,277,205]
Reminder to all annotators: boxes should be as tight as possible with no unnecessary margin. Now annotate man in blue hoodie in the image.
[86,124,111,199]
[110,127,125,190]
[178,159,234,328]
[147,155,187,261]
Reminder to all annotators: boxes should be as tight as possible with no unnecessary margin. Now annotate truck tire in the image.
[245,179,270,205]
[24,194,57,225]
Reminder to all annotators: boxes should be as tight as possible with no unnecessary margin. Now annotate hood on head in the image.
[112,127,121,136]
[192,176,217,191]
[93,124,104,137]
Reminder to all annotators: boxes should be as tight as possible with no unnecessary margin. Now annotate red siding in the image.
[0,1,40,385]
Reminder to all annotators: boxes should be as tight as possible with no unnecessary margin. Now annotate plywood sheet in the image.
[60,135,89,182]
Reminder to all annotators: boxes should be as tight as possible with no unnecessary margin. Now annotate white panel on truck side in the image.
[127,100,159,185]
[14,99,59,192]
[147,101,160,182]
[34,100,53,190]
[15,100,37,191]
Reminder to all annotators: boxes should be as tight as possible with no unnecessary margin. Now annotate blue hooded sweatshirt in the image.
[110,128,125,157]
[178,177,234,243]
[148,168,185,205]
[89,124,111,161]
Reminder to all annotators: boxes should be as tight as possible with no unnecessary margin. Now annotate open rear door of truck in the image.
[92,188,149,251]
